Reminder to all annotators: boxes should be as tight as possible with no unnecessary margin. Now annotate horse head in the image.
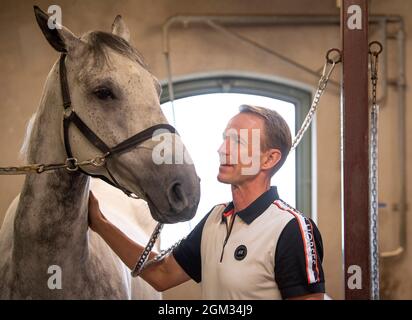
[33,6,200,223]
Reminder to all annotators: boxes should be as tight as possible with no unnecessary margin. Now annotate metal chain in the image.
[369,41,382,300]
[291,48,342,151]
[130,215,186,277]
[0,153,109,175]
[131,222,164,277]
[133,237,185,278]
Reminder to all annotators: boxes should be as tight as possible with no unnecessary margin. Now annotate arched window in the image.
[160,73,313,249]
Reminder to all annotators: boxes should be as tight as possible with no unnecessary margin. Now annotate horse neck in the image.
[13,61,90,264]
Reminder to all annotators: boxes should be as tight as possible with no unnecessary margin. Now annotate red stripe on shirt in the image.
[273,200,318,284]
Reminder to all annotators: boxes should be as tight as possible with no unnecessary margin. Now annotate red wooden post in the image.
[341,0,371,299]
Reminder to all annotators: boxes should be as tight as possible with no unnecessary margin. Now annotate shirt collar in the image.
[221,186,280,225]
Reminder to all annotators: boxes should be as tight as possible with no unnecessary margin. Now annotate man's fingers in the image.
[89,191,99,206]
[89,190,96,201]
[88,190,107,224]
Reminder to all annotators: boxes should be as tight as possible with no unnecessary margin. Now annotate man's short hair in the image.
[239,104,292,176]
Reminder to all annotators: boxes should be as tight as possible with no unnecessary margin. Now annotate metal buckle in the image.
[63,108,73,119]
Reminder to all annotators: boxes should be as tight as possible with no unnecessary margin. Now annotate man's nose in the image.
[217,140,227,155]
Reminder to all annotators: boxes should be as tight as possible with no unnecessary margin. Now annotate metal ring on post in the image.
[326,48,342,64]
[369,41,383,56]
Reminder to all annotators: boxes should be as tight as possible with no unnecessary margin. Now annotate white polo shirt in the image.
[173,186,325,299]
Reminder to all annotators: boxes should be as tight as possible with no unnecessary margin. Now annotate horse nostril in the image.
[167,182,188,212]
[172,183,183,202]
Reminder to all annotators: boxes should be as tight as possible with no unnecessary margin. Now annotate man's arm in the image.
[88,191,190,291]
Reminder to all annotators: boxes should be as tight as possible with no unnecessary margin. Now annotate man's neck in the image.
[231,180,270,213]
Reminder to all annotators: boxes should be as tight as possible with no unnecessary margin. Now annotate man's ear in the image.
[34,6,84,53]
[262,149,282,171]
[111,15,130,42]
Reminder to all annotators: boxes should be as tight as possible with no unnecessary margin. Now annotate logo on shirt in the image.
[234,245,247,261]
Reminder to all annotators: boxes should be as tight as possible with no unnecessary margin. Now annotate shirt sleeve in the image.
[274,217,325,299]
[172,207,215,283]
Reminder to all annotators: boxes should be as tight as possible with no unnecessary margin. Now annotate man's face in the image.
[217,113,264,185]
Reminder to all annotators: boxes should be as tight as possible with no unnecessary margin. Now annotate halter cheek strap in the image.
[59,54,177,198]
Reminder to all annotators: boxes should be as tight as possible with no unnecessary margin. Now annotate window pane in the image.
[160,93,295,249]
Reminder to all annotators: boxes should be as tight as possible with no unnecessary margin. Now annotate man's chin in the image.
[217,174,231,184]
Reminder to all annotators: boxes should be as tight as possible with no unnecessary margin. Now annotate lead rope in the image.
[369,41,382,300]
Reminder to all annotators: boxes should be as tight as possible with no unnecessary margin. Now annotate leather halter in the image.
[59,54,177,198]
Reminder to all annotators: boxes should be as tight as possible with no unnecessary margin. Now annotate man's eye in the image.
[228,137,239,144]
[93,87,116,100]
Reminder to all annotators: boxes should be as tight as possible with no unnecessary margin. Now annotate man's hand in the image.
[87,191,190,291]
[88,191,107,233]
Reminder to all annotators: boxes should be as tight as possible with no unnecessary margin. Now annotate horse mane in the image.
[84,31,149,70]
[19,113,37,163]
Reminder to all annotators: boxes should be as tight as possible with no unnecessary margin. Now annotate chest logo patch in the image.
[234,245,247,261]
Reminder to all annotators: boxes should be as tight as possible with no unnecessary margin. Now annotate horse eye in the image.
[93,87,116,100]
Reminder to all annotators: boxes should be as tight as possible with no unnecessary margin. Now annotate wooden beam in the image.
[341,0,371,299]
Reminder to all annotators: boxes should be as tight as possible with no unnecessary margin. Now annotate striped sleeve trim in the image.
[274,200,321,284]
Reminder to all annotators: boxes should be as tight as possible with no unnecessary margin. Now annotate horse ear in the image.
[111,15,131,42]
[33,6,83,54]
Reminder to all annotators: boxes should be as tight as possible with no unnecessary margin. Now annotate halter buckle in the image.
[63,108,73,119]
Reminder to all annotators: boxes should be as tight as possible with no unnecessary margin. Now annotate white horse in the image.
[0,7,200,299]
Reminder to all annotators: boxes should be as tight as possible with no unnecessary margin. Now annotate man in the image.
[88,104,325,299]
